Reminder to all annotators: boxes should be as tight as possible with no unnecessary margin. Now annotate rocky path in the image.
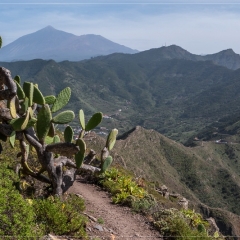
[68,176,162,240]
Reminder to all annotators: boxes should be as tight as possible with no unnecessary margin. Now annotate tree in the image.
[0,36,117,195]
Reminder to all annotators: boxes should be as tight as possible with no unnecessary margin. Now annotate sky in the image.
[1,0,240,54]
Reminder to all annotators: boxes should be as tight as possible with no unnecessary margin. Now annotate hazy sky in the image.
[1,0,240,54]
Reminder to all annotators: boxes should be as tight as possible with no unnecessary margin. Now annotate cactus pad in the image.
[101,156,113,173]
[45,95,56,105]
[21,108,30,130]
[33,85,45,105]
[14,75,21,84]
[51,110,75,124]
[9,131,16,148]
[45,136,54,145]
[85,112,103,131]
[53,135,60,143]
[51,87,71,113]
[9,96,17,119]
[26,117,37,129]
[75,138,86,168]
[23,82,34,106]
[36,104,52,141]
[79,109,85,130]
[10,117,26,131]
[48,122,55,138]
[20,97,29,115]
[14,80,25,99]
[64,126,73,143]
[106,128,118,150]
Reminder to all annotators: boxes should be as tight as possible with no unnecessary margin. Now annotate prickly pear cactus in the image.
[51,110,75,124]
[53,135,60,143]
[36,104,52,141]
[48,122,55,138]
[75,138,86,168]
[14,80,25,100]
[45,95,56,105]
[85,112,103,131]
[14,75,21,84]
[9,96,17,119]
[9,131,16,148]
[23,82,34,106]
[64,125,73,143]
[79,109,85,130]
[106,128,118,151]
[101,156,113,173]
[51,87,71,113]
[33,85,45,105]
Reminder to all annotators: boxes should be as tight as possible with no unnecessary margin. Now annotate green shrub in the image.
[33,194,87,238]
[153,208,212,240]
[0,163,42,239]
[99,167,146,204]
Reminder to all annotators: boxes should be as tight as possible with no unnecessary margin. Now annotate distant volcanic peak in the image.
[0,26,137,62]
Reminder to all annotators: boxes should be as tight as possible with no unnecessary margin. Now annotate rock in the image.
[158,185,169,199]
[206,217,220,235]
[160,185,168,191]
[75,193,84,198]
[178,197,188,209]
[94,224,104,231]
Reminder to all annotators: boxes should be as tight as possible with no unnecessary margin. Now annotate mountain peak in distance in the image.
[0,26,138,62]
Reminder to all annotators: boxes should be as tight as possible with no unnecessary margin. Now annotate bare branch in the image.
[24,128,42,152]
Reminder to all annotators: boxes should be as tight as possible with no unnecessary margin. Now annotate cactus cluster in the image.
[75,109,118,172]
[75,109,103,168]
[9,78,75,146]
[0,34,118,195]
[8,75,117,173]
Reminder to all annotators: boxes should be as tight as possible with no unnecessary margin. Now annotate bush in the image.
[0,163,42,239]
[153,208,213,240]
[0,161,87,239]
[33,194,87,238]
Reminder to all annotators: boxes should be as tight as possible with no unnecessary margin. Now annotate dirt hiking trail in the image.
[68,176,162,240]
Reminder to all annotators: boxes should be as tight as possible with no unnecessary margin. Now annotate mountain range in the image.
[2,26,240,70]
[2,45,240,143]
[0,26,138,62]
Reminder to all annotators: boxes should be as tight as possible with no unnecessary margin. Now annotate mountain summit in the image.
[0,26,138,62]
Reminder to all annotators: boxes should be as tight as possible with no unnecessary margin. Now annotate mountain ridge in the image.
[0,26,138,62]
[1,27,240,70]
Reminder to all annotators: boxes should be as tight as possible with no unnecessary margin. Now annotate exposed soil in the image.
[68,175,162,240]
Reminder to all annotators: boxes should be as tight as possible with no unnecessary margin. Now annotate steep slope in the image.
[0,26,138,62]
[85,127,240,237]
[112,126,240,216]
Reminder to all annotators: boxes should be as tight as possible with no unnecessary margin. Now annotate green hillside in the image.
[1,48,240,143]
